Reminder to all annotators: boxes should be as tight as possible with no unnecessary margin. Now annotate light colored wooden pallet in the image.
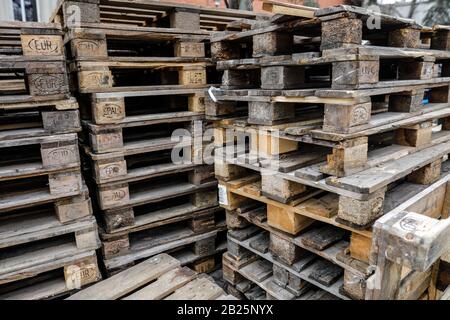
[67,253,235,300]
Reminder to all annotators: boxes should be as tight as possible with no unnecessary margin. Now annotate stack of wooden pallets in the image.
[0,21,101,300]
[208,2,450,300]
[49,0,266,277]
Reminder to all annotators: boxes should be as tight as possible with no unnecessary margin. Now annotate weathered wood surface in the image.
[68,253,229,300]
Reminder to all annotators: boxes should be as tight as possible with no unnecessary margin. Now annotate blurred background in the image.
[0,0,448,26]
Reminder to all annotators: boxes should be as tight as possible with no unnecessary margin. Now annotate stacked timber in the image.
[50,0,265,276]
[0,21,101,300]
[208,1,450,300]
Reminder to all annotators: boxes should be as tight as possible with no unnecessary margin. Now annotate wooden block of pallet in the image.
[67,253,231,300]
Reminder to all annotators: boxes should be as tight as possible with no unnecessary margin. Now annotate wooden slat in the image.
[123,267,197,300]
[164,276,224,300]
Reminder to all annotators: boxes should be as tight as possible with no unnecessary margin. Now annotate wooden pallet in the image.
[89,164,218,210]
[100,205,225,257]
[216,47,450,91]
[211,4,449,61]
[0,98,80,140]
[224,169,450,301]
[64,26,210,61]
[208,81,450,133]
[96,178,220,230]
[82,115,205,154]
[67,253,235,300]
[101,223,227,274]
[51,0,266,32]
[0,22,70,101]
[0,251,101,300]
[223,252,341,300]
[362,178,450,300]
[0,21,63,56]
[215,107,450,177]
[78,88,205,125]
[69,58,218,94]
[0,133,80,179]
[0,227,100,286]
[0,195,94,251]
[217,152,450,229]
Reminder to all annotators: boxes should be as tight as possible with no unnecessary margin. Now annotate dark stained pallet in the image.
[100,207,224,259]
[89,165,218,211]
[97,188,221,234]
[0,98,80,140]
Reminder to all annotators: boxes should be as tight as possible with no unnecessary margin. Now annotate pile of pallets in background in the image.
[49,0,266,277]
[209,1,450,300]
[0,21,101,300]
